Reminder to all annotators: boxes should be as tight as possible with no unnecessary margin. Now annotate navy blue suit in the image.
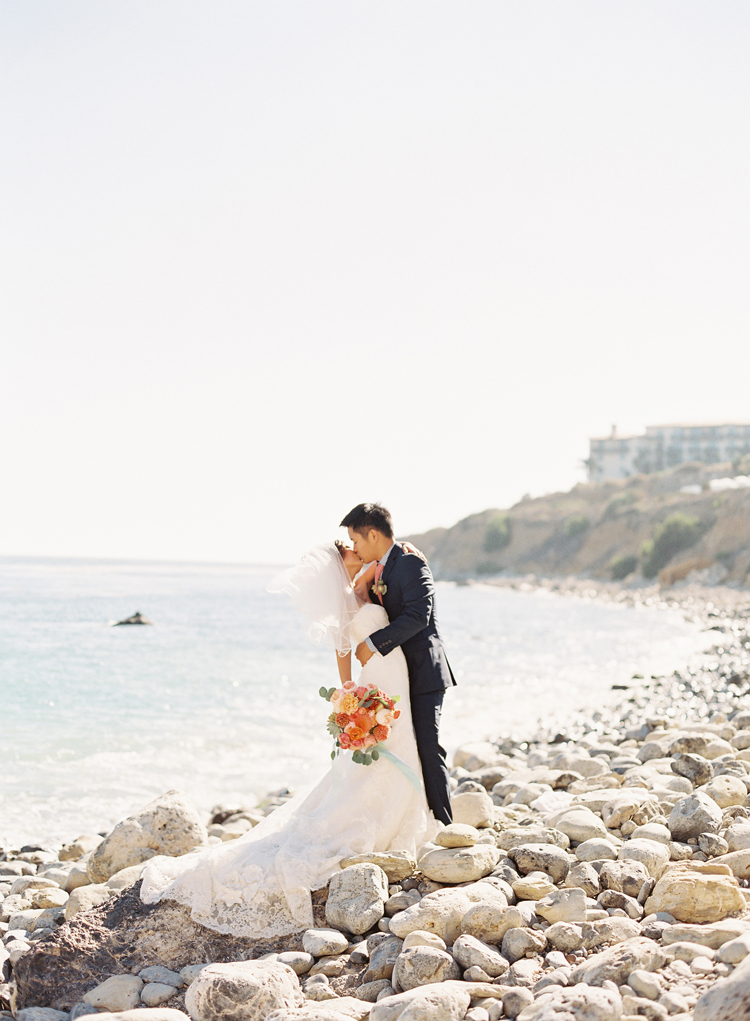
[368,543,455,824]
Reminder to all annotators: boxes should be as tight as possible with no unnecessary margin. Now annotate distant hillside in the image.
[407,461,750,586]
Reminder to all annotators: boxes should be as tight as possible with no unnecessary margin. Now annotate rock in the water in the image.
[417,843,499,884]
[643,863,746,923]
[392,946,460,990]
[325,863,388,935]
[114,612,153,625]
[667,791,723,842]
[88,792,208,883]
[694,950,750,1021]
[184,960,303,1021]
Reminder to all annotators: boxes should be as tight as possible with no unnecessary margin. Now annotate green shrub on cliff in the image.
[610,554,638,580]
[484,514,511,552]
[564,515,590,538]
[641,512,706,578]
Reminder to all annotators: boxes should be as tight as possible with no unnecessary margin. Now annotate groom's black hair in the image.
[340,503,394,538]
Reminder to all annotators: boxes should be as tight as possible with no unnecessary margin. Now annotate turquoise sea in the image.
[0,556,712,847]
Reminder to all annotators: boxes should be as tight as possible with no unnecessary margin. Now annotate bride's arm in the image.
[353,561,377,602]
[336,650,352,683]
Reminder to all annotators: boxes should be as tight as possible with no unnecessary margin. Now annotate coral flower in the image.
[345,723,366,743]
[362,734,378,749]
[372,724,389,742]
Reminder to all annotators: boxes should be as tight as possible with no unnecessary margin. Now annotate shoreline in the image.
[4,580,750,1020]
[2,580,745,857]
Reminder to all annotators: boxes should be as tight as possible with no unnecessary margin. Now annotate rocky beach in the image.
[4,584,750,1021]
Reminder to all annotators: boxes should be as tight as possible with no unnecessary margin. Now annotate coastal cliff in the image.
[408,461,750,586]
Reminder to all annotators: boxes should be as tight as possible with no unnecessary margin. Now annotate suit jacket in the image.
[368,543,456,695]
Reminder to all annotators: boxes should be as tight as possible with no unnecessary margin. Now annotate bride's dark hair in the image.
[333,540,346,558]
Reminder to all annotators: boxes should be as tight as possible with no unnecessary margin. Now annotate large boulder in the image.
[184,960,303,1021]
[88,792,208,883]
[325,863,388,935]
[643,863,746,923]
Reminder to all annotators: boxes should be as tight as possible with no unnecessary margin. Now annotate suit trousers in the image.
[410,689,453,826]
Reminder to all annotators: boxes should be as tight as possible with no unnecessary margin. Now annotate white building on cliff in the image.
[588,423,750,481]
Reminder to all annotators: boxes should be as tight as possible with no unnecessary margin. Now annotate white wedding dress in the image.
[140,602,439,937]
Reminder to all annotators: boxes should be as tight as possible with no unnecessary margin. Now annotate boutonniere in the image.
[372,578,387,597]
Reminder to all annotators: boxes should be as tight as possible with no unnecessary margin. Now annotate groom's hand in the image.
[355,641,374,666]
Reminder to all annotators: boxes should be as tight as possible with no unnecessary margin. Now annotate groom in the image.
[340,502,455,826]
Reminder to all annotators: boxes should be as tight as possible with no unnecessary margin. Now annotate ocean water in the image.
[0,556,712,847]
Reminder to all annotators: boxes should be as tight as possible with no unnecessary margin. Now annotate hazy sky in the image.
[2,1,749,564]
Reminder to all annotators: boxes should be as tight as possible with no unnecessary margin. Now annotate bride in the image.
[140,541,439,938]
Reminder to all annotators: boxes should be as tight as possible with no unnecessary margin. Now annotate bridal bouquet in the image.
[319,681,401,765]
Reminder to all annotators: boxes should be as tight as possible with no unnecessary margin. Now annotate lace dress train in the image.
[140,603,439,937]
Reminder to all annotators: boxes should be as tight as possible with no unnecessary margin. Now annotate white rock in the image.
[617,838,670,879]
[88,790,208,883]
[389,889,471,944]
[393,946,460,990]
[516,985,622,1021]
[83,976,144,1012]
[453,742,504,771]
[303,928,350,957]
[185,960,303,1021]
[369,981,471,1021]
[64,883,113,920]
[571,936,667,985]
[667,792,723,842]
[575,839,618,862]
[339,852,416,883]
[418,844,499,884]
[435,824,480,848]
[452,934,509,977]
[601,790,658,829]
[141,983,179,1007]
[535,888,587,924]
[694,950,750,1021]
[549,807,608,843]
[450,789,494,828]
[106,863,148,891]
[700,775,748,808]
[325,863,388,935]
[401,930,447,952]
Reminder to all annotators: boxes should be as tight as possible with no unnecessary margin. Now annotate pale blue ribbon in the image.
[377,747,423,793]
